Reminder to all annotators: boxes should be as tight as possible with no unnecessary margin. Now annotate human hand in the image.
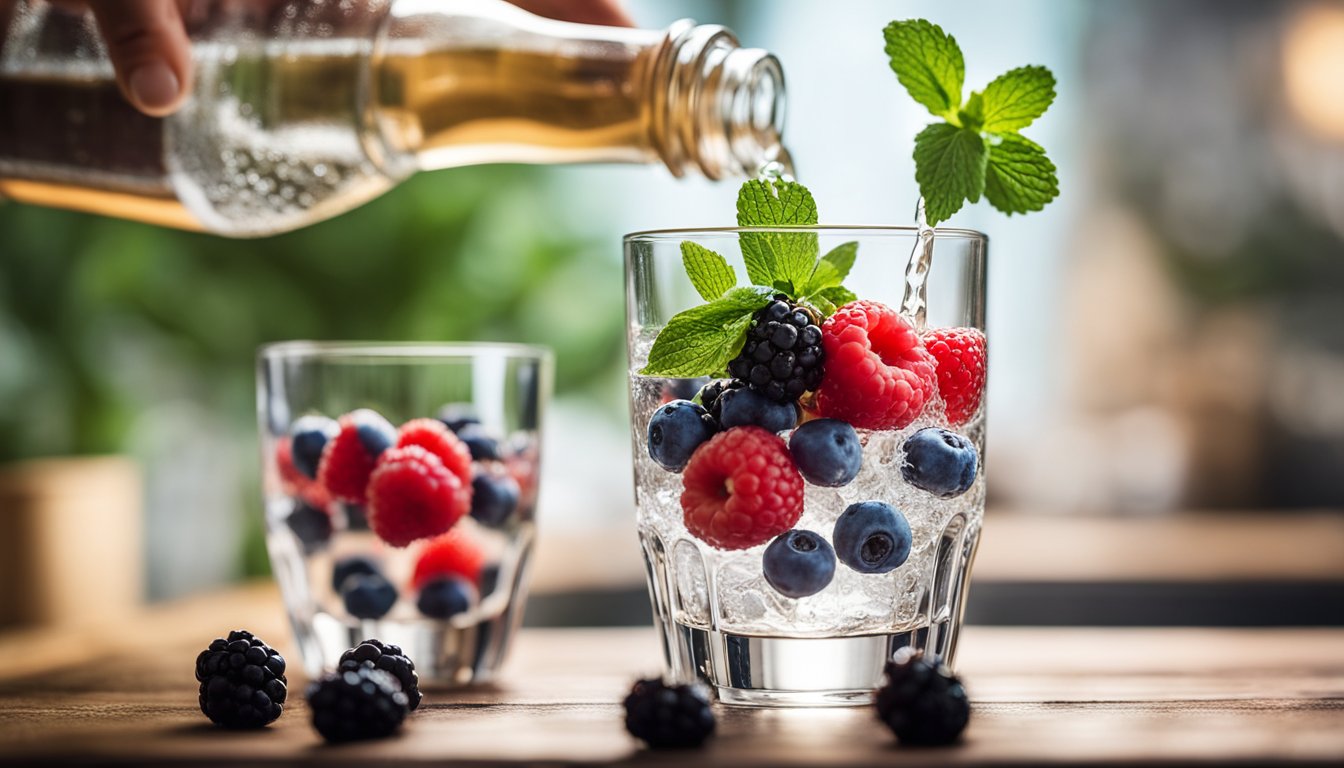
[66,0,632,117]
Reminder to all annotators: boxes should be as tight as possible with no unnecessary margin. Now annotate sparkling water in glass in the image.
[625,227,987,706]
[257,342,550,685]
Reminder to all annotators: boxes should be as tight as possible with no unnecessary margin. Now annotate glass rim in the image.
[623,224,988,242]
[257,340,552,363]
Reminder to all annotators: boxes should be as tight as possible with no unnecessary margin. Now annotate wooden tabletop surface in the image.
[1,584,1342,766]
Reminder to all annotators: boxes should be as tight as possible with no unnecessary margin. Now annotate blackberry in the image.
[695,378,745,423]
[194,629,287,729]
[338,639,423,711]
[727,296,824,403]
[875,651,970,746]
[307,667,409,743]
[623,678,715,749]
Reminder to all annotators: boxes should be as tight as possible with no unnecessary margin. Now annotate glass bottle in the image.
[0,0,786,237]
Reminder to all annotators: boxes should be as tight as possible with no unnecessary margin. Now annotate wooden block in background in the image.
[0,456,143,628]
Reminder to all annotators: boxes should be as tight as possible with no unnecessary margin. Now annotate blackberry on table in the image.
[194,629,287,729]
[307,666,409,743]
[875,651,970,746]
[338,639,422,711]
[623,678,716,749]
[727,296,824,403]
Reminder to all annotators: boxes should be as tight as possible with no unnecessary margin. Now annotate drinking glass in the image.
[625,227,987,706]
[257,342,551,685]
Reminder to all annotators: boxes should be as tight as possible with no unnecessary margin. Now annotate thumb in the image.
[91,0,193,116]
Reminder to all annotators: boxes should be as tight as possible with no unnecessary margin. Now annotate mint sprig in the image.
[885,19,1059,225]
[640,180,858,377]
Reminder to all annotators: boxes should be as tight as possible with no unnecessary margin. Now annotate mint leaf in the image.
[984,134,1059,215]
[981,65,1056,134]
[737,180,819,294]
[640,288,769,377]
[913,123,988,226]
[958,91,984,132]
[802,241,858,295]
[680,242,736,301]
[884,20,964,119]
[815,285,857,307]
[820,241,858,282]
[806,294,836,317]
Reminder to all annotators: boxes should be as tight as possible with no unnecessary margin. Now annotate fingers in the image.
[90,0,194,116]
[509,0,634,27]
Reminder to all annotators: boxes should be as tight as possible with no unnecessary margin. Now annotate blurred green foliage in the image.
[0,164,627,466]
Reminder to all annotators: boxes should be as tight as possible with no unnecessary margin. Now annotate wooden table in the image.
[1,584,1341,766]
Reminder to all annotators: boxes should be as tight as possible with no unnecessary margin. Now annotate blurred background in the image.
[2,0,1341,627]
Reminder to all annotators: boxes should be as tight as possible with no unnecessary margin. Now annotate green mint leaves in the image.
[883,19,965,120]
[885,20,1059,225]
[640,180,858,377]
[639,287,767,377]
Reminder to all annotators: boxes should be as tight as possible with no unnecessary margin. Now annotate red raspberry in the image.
[396,418,473,489]
[815,300,937,430]
[366,445,470,547]
[680,427,804,550]
[317,410,396,504]
[276,438,332,509]
[411,528,485,590]
[925,327,986,426]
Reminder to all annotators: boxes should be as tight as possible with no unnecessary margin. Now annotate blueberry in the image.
[647,399,716,472]
[470,472,520,528]
[289,415,339,479]
[833,501,912,574]
[901,428,978,499]
[341,572,397,620]
[349,409,396,458]
[762,530,837,598]
[341,502,370,531]
[663,376,710,402]
[789,419,862,487]
[286,501,331,554]
[332,554,381,592]
[479,564,501,598]
[717,387,799,433]
[436,403,481,433]
[457,423,503,461]
[416,576,477,619]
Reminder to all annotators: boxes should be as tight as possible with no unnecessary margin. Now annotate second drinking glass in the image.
[257,342,551,685]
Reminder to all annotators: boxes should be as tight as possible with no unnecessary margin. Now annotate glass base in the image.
[669,623,942,707]
[290,607,523,687]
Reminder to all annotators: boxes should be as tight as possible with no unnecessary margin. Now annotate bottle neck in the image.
[368,0,785,180]
[644,19,786,179]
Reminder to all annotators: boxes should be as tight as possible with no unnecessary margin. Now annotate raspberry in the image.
[924,327,986,426]
[680,426,804,550]
[317,410,396,504]
[411,528,485,590]
[726,296,825,402]
[366,445,469,547]
[396,418,473,489]
[815,300,937,430]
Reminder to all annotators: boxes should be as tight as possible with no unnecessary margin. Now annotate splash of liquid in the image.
[755,146,796,182]
[900,197,936,331]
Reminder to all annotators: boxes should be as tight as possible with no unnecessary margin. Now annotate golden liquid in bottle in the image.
[0,38,658,234]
